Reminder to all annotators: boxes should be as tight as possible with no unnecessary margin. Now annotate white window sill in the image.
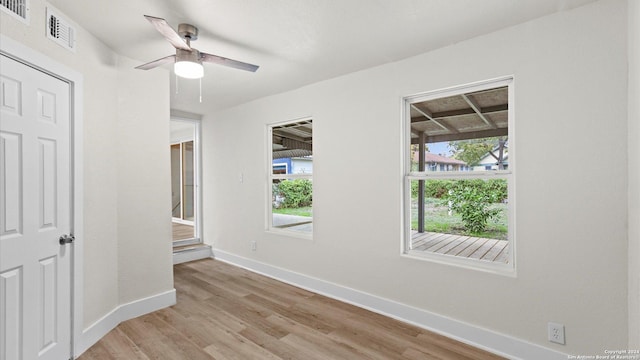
[402,250,516,277]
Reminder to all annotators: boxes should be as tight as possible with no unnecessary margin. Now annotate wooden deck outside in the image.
[411,231,509,264]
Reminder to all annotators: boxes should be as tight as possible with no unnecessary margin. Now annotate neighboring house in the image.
[273,156,313,174]
[474,144,509,171]
[412,152,469,171]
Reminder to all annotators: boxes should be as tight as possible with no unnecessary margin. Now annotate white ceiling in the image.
[48,0,597,116]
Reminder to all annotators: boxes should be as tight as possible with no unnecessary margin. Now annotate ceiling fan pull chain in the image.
[199,78,202,103]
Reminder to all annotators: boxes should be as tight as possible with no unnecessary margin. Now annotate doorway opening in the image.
[170,118,201,247]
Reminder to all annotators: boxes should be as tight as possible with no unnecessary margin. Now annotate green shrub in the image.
[411,179,453,199]
[425,179,453,198]
[274,179,312,208]
[484,179,508,202]
[447,179,501,233]
[412,178,506,202]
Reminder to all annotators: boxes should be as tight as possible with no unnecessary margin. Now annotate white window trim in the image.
[170,117,202,247]
[401,76,516,276]
[266,117,313,240]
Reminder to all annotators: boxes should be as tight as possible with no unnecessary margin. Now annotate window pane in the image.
[272,178,313,233]
[270,118,313,236]
[410,178,509,263]
[409,86,508,173]
[182,141,194,221]
[272,120,312,175]
[170,144,181,218]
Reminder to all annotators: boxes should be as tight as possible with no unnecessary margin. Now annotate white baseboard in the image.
[173,244,212,264]
[76,289,176,357]
[211,249,568,360]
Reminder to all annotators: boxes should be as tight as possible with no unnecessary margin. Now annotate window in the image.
[403,77,514,272]
[268,119,313,236]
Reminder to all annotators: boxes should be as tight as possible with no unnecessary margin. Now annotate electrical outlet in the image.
[548,322,565,345]
[250,240,257,251]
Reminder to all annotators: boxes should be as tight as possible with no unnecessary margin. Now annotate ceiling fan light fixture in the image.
[174,48,204,79]
[174,60,204,79]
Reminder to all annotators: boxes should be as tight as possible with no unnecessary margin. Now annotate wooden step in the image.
[173,244,212,265]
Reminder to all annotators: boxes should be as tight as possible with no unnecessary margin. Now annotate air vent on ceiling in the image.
[46,7,76,52]
[1,0,30,23]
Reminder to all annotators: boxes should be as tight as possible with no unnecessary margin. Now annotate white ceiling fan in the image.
[135,15,259,79]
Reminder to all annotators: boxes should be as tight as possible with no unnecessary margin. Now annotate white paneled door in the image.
[0,54,72,359]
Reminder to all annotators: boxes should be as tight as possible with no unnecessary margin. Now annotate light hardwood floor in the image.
[79,259,505,360]
[172,222,194,241]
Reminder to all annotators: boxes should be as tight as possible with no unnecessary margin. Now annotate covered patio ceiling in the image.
[272,119,313,159]
[410,86,508,144]
[269,86,508,160]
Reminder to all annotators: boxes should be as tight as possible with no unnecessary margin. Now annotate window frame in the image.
[266,117,313,239]
[170,116,203,247]
[401,77,516,275]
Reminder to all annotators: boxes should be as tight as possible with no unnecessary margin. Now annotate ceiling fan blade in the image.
[135,55,176,70]
[201,52,259,72]
[144,15,191,51]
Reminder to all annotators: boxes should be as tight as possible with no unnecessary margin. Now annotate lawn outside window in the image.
[267,118,313,238]
[402,77,515,274]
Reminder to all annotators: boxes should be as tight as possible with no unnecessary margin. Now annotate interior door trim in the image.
[1,34,85,359]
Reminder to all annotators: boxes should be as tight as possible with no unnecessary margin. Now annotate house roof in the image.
[412,152,467,166]
[478,153,509,165]
[426,153,466,165]
[477,143,509,165]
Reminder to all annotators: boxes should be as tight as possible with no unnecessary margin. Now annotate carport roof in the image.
[410,86,508,144]
[272,119,313,159]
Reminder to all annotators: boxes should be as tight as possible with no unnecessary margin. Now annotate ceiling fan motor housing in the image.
[178,23,198,41]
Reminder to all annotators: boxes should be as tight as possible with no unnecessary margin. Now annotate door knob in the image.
[59,234,74,245]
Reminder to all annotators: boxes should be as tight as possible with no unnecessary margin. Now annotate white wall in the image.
[0,0,173,331]
[116,56,174,305]
[203,0,629,355]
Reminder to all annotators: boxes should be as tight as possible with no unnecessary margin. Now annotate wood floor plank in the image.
[116,315,211,360]
[172,222,194,241]
[79,328,151,360]
[78,259,505,360]
[326,327,407,359]
[430,235,465,253]
[238,325,317,360]
[456,237,489,258]
[482,240,507,261]
[415,332,507,360]
[269,312,369,360]
[410,231,510,264]
[469,239,499,260]
[414,233,450,250]
[244,292,337,334]
[201,321,282,360]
